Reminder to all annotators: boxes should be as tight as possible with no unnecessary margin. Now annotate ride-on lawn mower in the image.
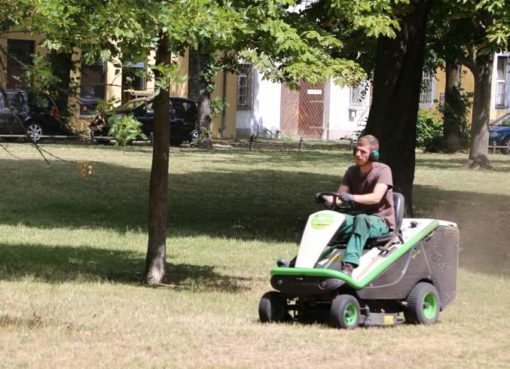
[259,192,459,329]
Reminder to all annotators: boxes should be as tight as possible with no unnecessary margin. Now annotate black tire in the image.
[170,139,184,147]
[26,121,44,142]
[404,282,441,325]
[330,294,361,329]
[259,291,289,323]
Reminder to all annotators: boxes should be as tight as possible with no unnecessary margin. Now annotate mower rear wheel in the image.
[404,282,440,325]
[330,294,361,329]
[259,291,289,323]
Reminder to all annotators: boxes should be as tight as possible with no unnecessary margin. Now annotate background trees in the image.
[364,0,431,214]
[425,0,510,168]
[3,0,399,283]
[3,0,510,278]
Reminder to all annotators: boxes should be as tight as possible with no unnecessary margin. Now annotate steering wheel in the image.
[315,192,355,211]
[315,192,342,210]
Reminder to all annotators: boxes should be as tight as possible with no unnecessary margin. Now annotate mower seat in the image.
[365,192,405,248]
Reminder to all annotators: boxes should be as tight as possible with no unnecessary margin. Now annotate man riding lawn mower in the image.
[259,135,459,329]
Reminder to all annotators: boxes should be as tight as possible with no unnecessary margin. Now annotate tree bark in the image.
[188,46,213,148]
[443,60,464,152]
[468,51,493,169]
[365,0,431,215]
[144,32,171,285]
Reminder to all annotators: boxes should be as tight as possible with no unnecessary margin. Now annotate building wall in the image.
[171,51,188,98]
[325,80,368,140]
[284,79,370,140]
[0,32,46,89]
[235,69,281,138]
[5,28,510,138]
[431,59,510,124]
[211,69,237,139]
[280,84,299,138]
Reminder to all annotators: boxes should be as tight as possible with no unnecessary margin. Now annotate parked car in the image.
[489,113,510,153]
[89,96,199,146]
[0,90,68,142]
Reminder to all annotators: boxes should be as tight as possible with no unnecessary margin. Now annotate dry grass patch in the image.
[0,143,509,368]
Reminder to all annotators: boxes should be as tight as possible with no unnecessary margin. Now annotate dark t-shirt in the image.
[341,162,395,230]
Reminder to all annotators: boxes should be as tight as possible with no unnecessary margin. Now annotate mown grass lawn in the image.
[0,143,509,369]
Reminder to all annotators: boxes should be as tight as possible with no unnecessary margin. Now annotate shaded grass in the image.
[0,144,509,368]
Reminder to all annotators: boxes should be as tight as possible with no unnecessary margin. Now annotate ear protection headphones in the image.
[353,134,380,162]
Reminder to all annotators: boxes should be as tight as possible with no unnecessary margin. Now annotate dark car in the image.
[0,90,67,142]
[89,96,198,146]
[489,113,510,153]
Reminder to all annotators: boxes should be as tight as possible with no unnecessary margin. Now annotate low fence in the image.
[489,144,509,154]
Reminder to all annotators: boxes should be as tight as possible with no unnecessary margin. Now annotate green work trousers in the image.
[338,214,390,267]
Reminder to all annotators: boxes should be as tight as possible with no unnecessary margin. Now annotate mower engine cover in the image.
[295,211,346,268]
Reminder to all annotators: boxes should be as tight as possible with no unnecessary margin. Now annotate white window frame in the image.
[349,83,368,106]
[495,56,510,109]
[419,72,435,107]
[236,64,253,110]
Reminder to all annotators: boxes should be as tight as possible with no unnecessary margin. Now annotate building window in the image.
[496,56,509,109]
[349,82,369,105]
[419,72,434,106]
[7,39,35,89]
[80,62,106,116]
[237,64,253,110]
[122,62,147,103]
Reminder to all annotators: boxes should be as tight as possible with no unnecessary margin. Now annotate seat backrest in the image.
[363,191,405,247]
[393,192,405,233]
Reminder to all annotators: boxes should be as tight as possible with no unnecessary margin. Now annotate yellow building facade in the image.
[0,31,238,139]
[426,53,510,123]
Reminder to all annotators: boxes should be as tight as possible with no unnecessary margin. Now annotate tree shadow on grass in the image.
[0,243,249,292]
[0,158,340,242]
[1,155,509,278]
[416,154,510,171]
[165,263,250,293]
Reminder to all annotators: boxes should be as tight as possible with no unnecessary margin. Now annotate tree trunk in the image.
[144,33,171,285]
[188,46,213,149]
[365,0,431,215]
[468,52,493,169]
[197,89,213,147]
[443,60,464,152]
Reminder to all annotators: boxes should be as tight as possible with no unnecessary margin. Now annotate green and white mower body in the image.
[259,202,459,329]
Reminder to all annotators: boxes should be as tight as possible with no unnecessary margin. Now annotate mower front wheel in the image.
[404,282,440,325]
[259,291,290,323]
[330,294,361,329]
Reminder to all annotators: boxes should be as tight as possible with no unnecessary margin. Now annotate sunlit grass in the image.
[0,143,509,368]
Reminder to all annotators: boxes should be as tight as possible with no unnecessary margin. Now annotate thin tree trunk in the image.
[188,46,213,148]
[365,0,431,215]
[197,88,213,147]
[443,60,464,152]
[144,32,171,285]
[468,52,493,169]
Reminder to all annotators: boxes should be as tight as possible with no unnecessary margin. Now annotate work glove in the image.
[339,192,354,206]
